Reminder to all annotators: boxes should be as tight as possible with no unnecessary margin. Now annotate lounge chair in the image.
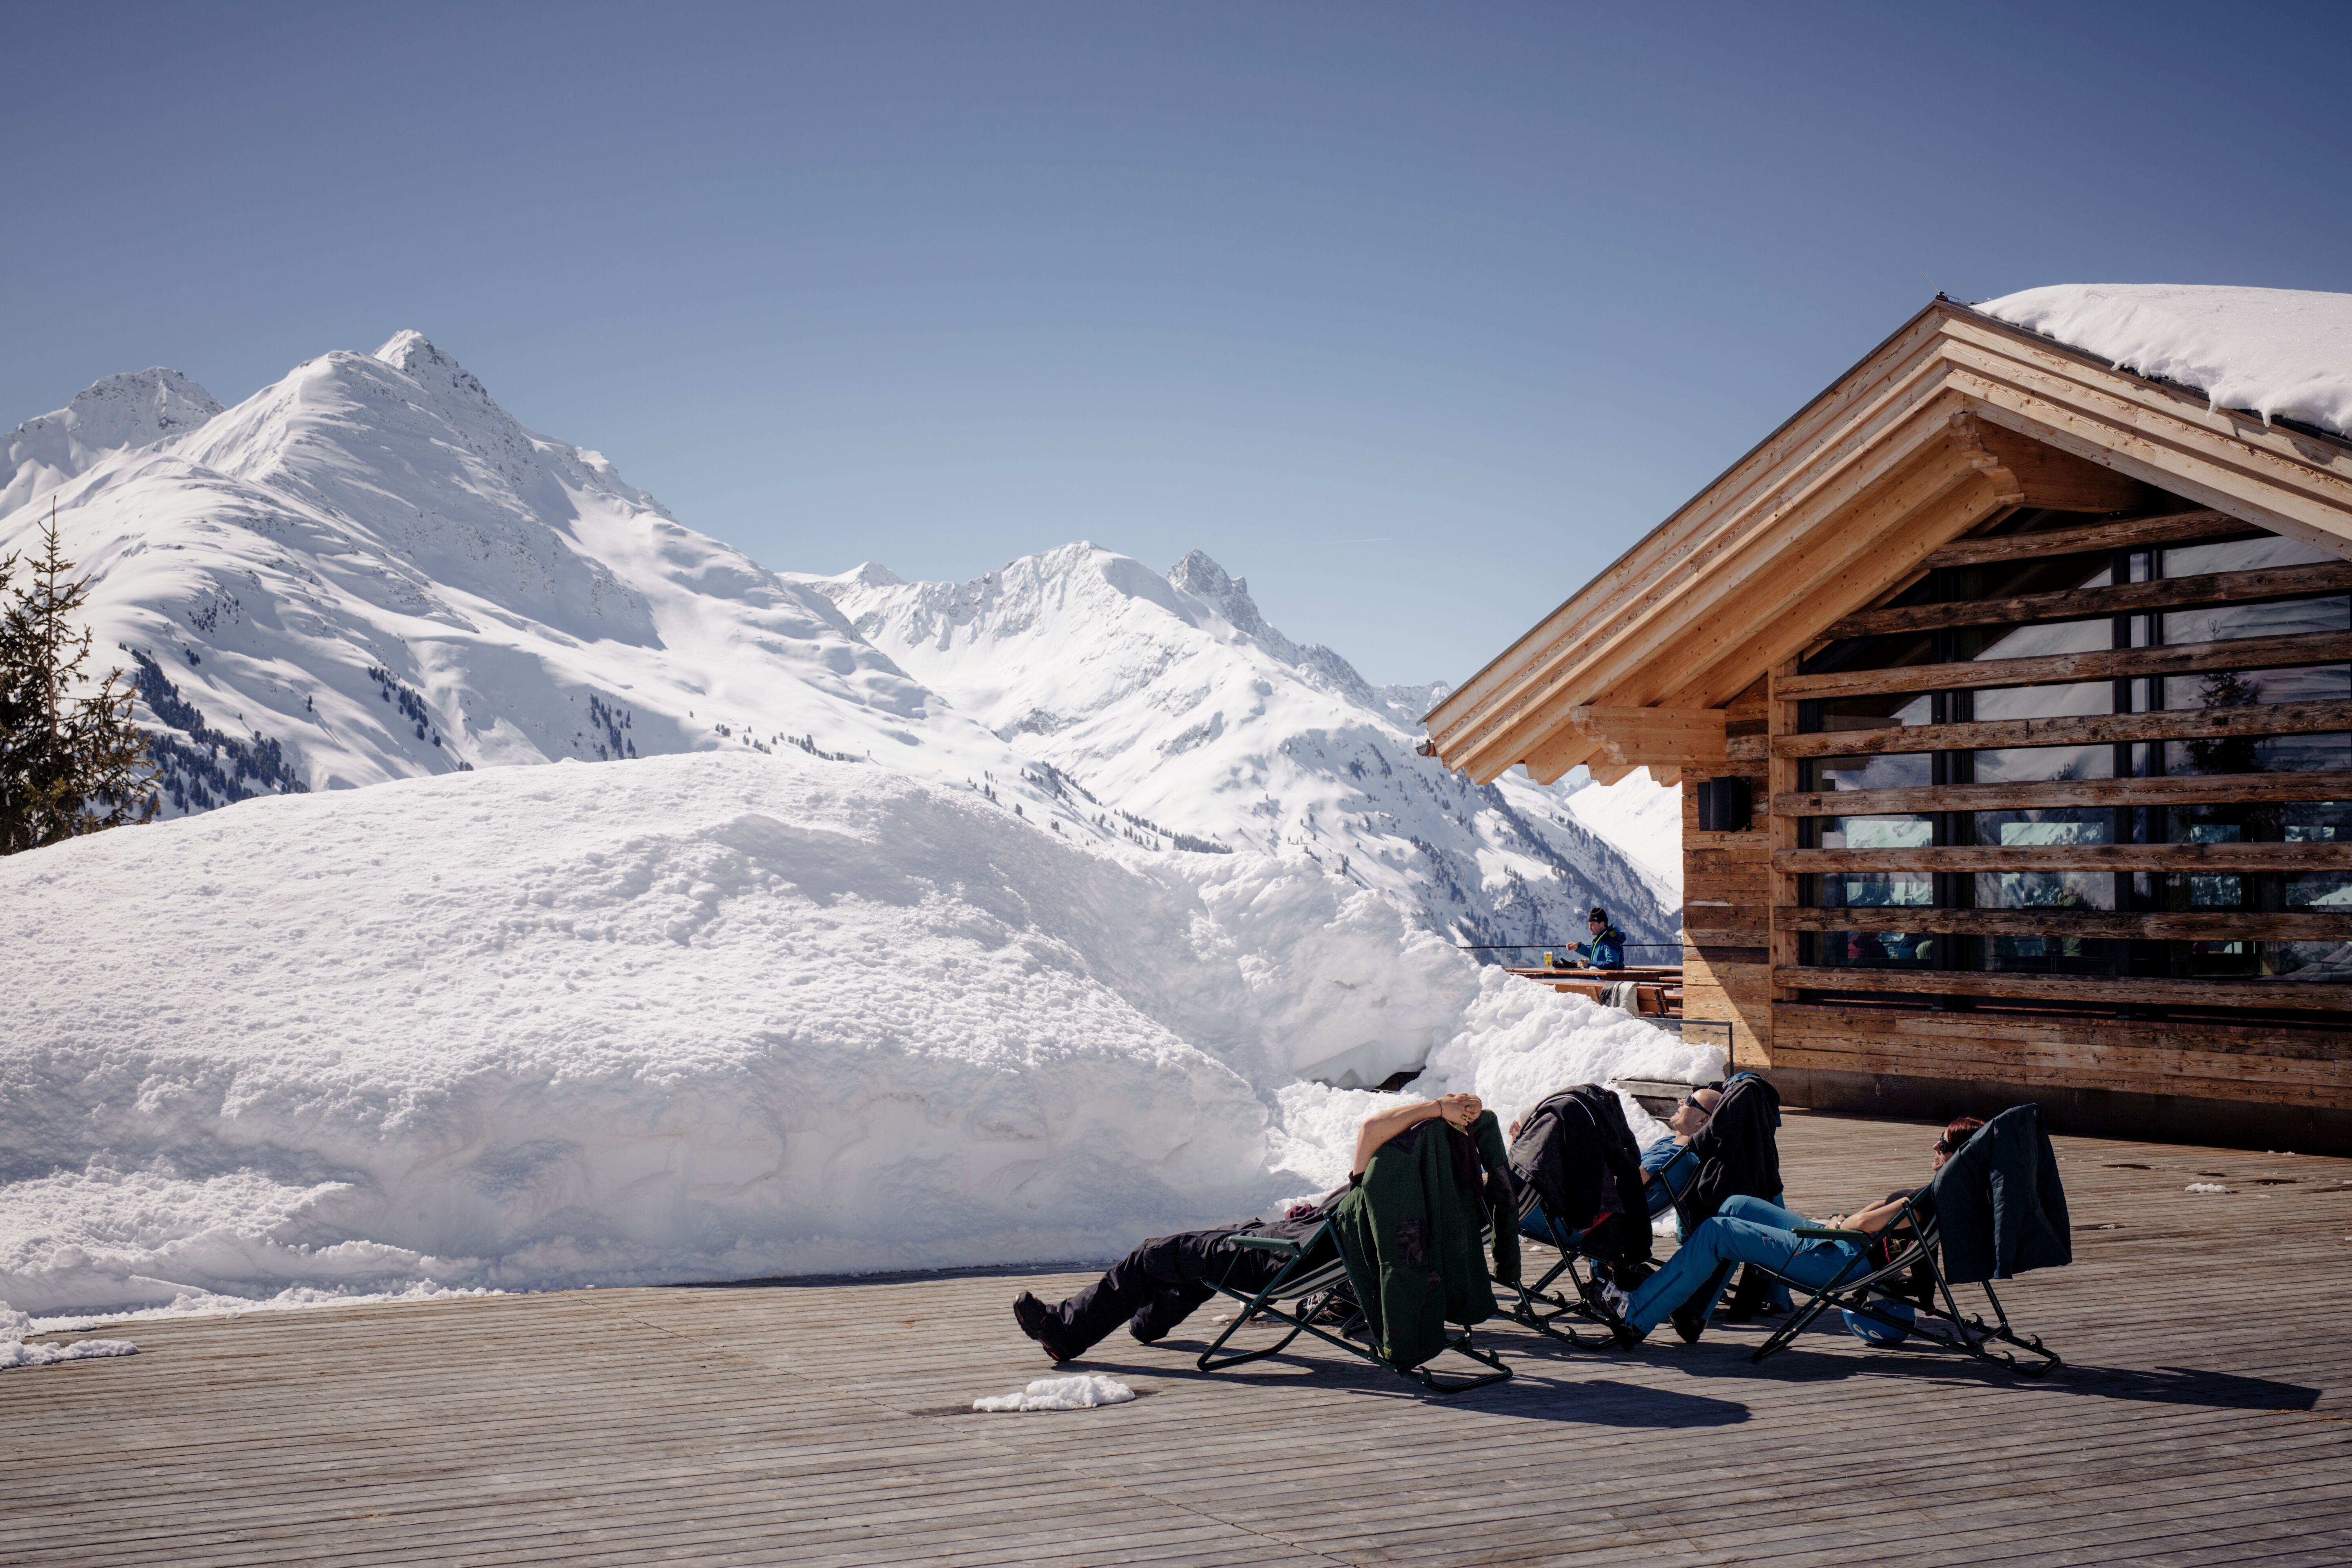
[1746,1103,2068,1376]
[1195,1111,1517,1394]
[1499,1083,1664,1349]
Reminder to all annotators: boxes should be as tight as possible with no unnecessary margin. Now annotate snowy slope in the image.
[0,333,1067,827]
[1977,284,2352,439]
[0,750,1719,1317]
[806,545,1679,948]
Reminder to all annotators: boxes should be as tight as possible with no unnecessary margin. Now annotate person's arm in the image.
[1821,1192,1909,1234]
[1352,1093,1481,1176]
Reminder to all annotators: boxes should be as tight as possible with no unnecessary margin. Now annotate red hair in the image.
[1936,1116,1985,1156]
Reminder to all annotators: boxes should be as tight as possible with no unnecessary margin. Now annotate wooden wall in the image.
[1679,678,1772,1069]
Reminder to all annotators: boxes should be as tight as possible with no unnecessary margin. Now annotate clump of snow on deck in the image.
[973,1372,1134,1411]
[0,1300,136,1369]
[1977,284,2352,439]
[0,749,1708,1319]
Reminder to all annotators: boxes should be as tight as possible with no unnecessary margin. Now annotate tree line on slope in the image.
[0,507,156,855]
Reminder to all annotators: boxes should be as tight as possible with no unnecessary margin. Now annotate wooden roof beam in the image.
[1448,401,1988,775]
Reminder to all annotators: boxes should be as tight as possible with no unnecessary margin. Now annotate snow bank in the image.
[1,748,1715,1319]
[1265,969,1718,1193]
[973,1373,1134,1412]
[0,1301,136,1369]
[1978,284,2352,439]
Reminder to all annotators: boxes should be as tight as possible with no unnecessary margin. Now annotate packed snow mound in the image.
[0,749,1716,1319]
[807,542,1680,942]
[1978,284,2352,439]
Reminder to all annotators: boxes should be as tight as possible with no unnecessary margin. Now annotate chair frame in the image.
[1505,1143,1701,1350]
[1194,1222,1513,1395]
[1748,1190,2060,1377]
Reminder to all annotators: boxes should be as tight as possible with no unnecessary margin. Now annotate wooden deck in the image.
[6,1112,2350,1567]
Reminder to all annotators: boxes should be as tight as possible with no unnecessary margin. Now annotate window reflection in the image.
[1958,619,2113,662]
[1811,872,1932,908]
[1973,744,2115,782]
[2165,733,2352,776]
[1975,870,2115,911]
[1972,681,2114,722]
[1808,754,1932,791]
[1818,693,1931,732]
[2162,536,2339,576]
[1974,808,2112,846]
[1813,815,1931,849]
[2161,595,2349,647]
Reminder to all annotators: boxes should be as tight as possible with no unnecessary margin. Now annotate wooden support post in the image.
[1766,659,1801,1022]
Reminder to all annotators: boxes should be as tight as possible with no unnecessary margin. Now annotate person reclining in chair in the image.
[1010,1092,1486,1364]
[1511,1085,1717,1263]
[1593,1116,1983,1347]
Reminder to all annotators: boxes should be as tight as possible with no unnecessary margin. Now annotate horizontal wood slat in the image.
[1773,769,2352,817]
[1777,906,2352,941]
[1916,510,2253,570]
[1775,842,2352,872]
[1774,964,2352,1012]
[1820,559,2352,640]
[1771,697,2352,759]
[1777,629,2352,702]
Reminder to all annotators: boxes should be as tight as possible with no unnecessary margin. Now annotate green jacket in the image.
[1332,1109,1520,1370]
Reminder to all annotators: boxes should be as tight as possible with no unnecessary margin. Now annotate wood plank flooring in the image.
[4,1111,2348,1566]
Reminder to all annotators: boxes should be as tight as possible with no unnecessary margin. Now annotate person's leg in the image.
[1127,1227,1262,1343]
[1718,1193,1807,1230]
[1622,1214,1802,1332]
[1045,1235,1187,1355]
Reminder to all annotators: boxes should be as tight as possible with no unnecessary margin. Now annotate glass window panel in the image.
[1956,619,2114,662]
[2256,942,2352,981]
[1975,808,2113,846]
[1982,934,2117,972]
[2187,873,2244,907]
[2166,733,2352,776]
[1973,681,2114,722]
[1974,871,2116,911]
[2280,803,2352,842]
[1815,815,1932,849]
[2162,535,2339,576]
[1800,630,1939,674]
[1810,931,1939,967]
[1811,873,1932,909]
[1808,754,1933,791]
[2285,873,2352,909]
[1973,744,2115,782]
[2159,664,2349,710]
[2161,595,2349,646]
[1952,554,2111,600]
[1818,693,1931,732]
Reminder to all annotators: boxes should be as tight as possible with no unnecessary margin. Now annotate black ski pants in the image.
[1045,1223,1289,1356]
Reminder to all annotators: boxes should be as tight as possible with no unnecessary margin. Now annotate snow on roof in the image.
[1976,284,2352,440]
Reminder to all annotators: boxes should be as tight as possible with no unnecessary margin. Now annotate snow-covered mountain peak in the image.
[818,540,1680,942]
[0,367,224,516]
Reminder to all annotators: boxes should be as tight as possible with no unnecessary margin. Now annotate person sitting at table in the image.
[1010,1092,1487,1363]
[1570,908,1626,970]
[1592,1116,1984,1346]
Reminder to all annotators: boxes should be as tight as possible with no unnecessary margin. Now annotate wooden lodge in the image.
[1427,296,2352,1154]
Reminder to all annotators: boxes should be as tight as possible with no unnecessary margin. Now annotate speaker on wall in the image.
[1695,775,1752,833]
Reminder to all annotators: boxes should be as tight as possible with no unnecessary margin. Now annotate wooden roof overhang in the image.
[1428,298,2352,786]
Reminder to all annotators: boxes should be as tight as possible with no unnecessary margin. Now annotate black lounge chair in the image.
[1748,1103,2069,1376]
[1499,1083,1668,1349]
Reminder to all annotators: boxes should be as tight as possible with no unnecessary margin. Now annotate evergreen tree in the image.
[0,504,158,854]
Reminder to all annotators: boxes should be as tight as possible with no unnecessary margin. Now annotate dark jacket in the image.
[1334,1109,1519,1370]
[1932,1103,2071,1283]
[1682,1072,1783,1228]
[1506,1084,1654,1267]
[1573,926,1627,969]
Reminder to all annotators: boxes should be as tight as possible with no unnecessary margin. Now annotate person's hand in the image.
[1436,1092,1481,1130]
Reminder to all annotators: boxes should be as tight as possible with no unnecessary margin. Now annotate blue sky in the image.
[6,3,2348,686]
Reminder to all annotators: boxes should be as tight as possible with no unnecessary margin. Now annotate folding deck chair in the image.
[1744,1105,2066,1376]
[1195,1117,1517,1395]
[1506,1130,1699,1348]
